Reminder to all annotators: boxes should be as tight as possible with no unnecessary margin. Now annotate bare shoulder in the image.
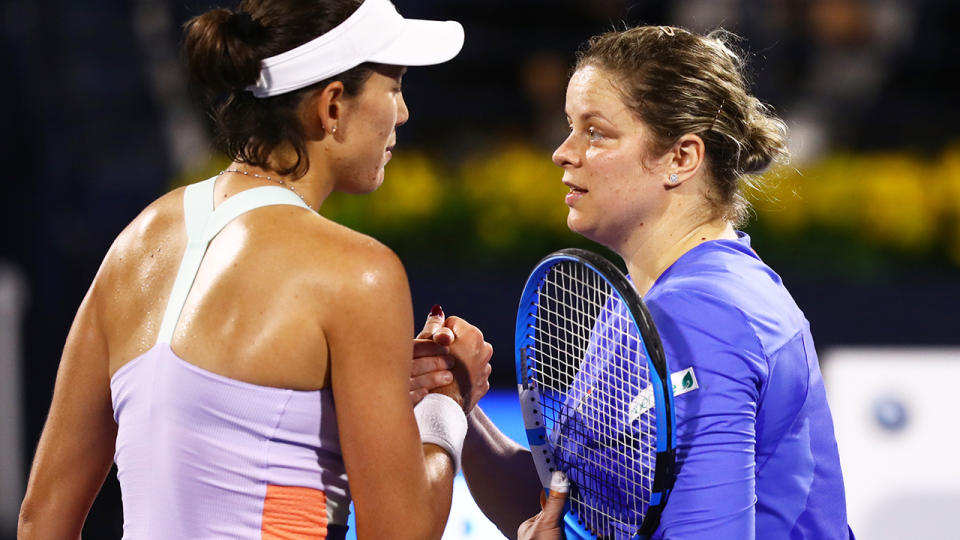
[43,187,188,369]
[90,189,188,336]
[282,215,412,333]
[118,188,185,248]
[95,188,186,283]
[304,216,409,301]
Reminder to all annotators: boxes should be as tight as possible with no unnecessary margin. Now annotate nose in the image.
[552,132,580,168]
[396,92,409,127]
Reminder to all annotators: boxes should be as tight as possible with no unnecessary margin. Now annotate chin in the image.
[566,210,593,238]
[365,178,385,194]
[567,211,615,250]
[369,172,385,192]
[345,172,385,195]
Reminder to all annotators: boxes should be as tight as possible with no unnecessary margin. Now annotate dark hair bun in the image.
[226,11,265,42]
[183,0,370,178]
[183,9,263,97]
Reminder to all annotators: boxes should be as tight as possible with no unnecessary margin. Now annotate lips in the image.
[563,179,588,206]
[563,179,587,193]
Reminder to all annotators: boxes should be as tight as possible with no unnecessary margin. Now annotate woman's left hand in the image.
[518,472,569,540]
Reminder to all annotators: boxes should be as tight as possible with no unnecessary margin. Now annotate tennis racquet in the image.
[515,248,676,539]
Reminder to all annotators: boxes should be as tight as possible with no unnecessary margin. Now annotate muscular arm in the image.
[326,244,460,539]
[462,407,543,539]
[19,282,117,539]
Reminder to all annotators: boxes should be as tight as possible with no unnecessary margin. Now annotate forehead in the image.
[375,64,406,79]
[565,65,633,119]
[364,64,406,86]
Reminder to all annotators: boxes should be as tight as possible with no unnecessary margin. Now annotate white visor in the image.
[247,0,464,98]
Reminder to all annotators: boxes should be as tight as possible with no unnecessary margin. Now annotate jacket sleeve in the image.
[646,288,770,540]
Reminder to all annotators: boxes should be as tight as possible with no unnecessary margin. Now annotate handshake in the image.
[408,305,568,540]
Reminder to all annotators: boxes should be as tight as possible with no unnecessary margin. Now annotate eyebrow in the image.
[566,111,614,124]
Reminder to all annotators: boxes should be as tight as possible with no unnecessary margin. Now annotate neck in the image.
[619,205,736,295]
[223,158,335,212]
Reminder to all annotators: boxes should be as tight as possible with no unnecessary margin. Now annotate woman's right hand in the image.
[410,306,456,405]
[410,306,492,412]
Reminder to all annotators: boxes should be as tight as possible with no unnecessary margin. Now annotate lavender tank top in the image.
[110,177,350,538]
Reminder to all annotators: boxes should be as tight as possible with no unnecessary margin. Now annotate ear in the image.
[305,81,346,140]
[663,133,706,187]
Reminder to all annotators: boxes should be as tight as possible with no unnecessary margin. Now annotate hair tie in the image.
[228,11,262,42]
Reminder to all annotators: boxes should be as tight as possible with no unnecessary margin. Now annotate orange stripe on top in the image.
[261,485,328,539]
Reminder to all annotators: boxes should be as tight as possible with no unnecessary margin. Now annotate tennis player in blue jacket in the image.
[414,25,852,540]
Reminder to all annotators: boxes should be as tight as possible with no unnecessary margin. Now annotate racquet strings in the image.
[529,260,657,538]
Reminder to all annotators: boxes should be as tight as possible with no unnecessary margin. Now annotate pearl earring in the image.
[668,173,679,184]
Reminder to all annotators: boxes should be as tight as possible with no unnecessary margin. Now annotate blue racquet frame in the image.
[515,248,676,539]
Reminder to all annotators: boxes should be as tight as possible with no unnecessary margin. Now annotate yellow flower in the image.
[321,151,446,231]
[932,143,960,263]
[751,166,807,230]
[803,153,866,232]
[461,144,568,249]
[366,151,446,226]
[858,153,934,252]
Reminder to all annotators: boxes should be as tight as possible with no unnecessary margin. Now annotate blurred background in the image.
[2,0,958,538]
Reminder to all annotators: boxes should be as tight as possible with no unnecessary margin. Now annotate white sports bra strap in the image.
[183,177,215,241]
[156,180,311,345]
[201,186,308,243]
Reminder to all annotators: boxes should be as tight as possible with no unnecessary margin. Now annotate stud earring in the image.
[668,173,679,184]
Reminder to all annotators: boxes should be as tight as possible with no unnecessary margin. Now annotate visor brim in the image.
[368,19,465,67]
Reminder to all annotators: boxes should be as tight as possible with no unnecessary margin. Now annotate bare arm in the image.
[462,407,543,538]
[327,247,481,539]
[18,283,117,539]
[411,312,541,537]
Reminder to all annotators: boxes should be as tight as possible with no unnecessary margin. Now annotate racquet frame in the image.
[515,248,675,539]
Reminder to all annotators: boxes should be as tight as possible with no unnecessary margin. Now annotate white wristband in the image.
[414,393,468,473]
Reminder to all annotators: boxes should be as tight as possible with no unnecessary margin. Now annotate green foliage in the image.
[321,144,593,266]
[177,142,960,276]
[749,143,960,275]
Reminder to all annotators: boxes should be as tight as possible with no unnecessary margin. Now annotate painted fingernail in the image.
[429,304,444,317]
[550,471,569,493]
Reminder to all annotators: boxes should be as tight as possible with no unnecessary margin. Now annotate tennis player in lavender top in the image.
[19,1,495,539]
[418,26,853,539]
